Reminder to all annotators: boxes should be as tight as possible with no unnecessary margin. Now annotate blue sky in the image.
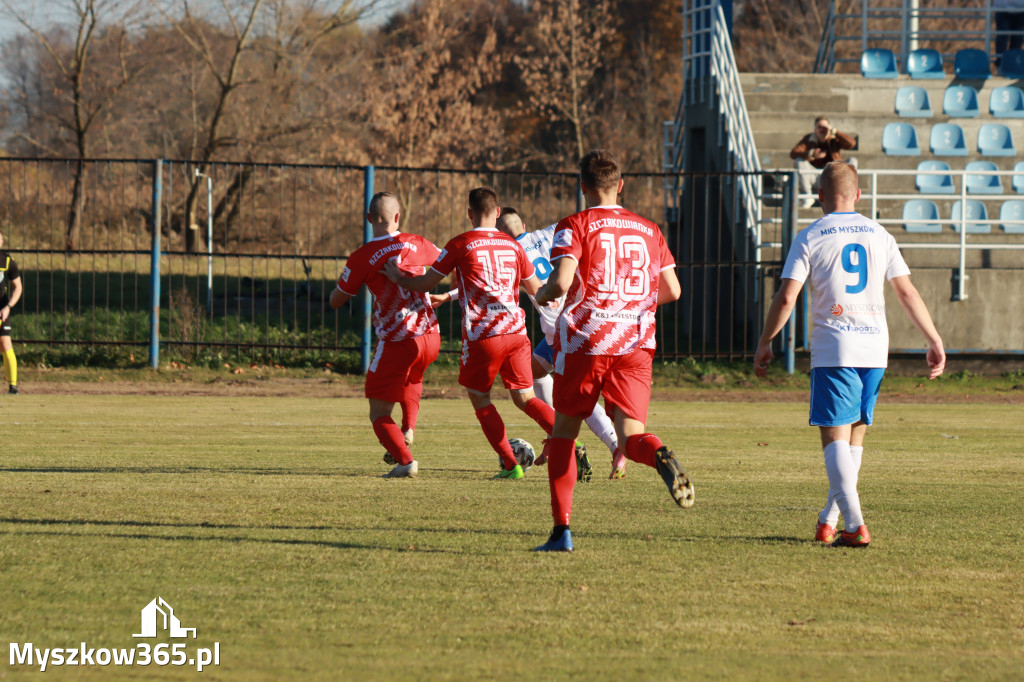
[0,0,410,43]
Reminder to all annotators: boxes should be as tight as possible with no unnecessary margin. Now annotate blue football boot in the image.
[533,527,573,552]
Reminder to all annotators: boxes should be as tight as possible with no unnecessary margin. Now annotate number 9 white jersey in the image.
[782,211,910,369]
[516,224,560,342]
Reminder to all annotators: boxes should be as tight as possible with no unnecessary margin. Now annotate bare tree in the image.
[601,0,682,173]
[359,0,507,213]
[514,0,617,163]
[1,0,153,249]
[364,0,504,166]
[149,0,375,252]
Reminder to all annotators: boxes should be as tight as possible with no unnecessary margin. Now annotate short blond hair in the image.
[820,162,858,201]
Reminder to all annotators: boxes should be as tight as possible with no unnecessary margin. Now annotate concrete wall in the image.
[885,268,1024,352]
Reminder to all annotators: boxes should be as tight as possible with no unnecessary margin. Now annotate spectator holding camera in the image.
[790,116,857,208]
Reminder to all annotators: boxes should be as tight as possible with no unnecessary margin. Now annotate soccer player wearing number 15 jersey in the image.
[385,187,556,479]
[755,162,945,548]
[532,150,695,553]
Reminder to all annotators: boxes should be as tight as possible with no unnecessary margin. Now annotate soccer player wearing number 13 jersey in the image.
[532,150,695,553]
[386,187,556,479]
[755,162,945,548]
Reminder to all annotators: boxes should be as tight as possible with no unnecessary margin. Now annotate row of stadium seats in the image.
[896,85,1024,118]
[915,160,1024,194]
[902,199,1024,233]
[882,122,1015,156]
[862,47,1017,80]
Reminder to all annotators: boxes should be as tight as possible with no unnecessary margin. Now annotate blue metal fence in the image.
[0,158,787,368]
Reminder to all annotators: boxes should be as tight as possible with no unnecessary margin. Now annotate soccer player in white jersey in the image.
[494,208,623,481]
[385,187,556,479]
[754,162,945,548]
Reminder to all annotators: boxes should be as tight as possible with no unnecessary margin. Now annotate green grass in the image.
[1,396,1022,680]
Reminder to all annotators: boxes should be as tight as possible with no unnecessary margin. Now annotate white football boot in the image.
[383,460,418,478]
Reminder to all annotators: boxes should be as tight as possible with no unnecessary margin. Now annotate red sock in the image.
[547,437,577,525]
[400,383,422,432]
[521,397,555,435]
[624,433,663,469]
[373,416,413,465]
[475,405,516,470]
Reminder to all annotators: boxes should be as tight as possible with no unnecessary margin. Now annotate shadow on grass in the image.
[5,527,463,554]
[741,535,812,545]
[0,516,541,553]
[0,466,365,477]
[1,516,808,548]
[0,466,506,477]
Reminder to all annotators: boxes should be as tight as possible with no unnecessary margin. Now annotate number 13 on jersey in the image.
[596,234,651,301]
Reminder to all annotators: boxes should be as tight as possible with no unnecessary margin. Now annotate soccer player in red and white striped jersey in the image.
[385,187,556,479]
[533,150,695,552]
[330,192,442,478]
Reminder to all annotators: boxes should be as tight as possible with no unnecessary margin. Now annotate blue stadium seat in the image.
[929,123,968,156]
[902,199,942,233]
[999,48,1024,78]
[915,160,954,194]
[978,123,1016,156]
[1014,161,1024,193]
[951,199,991,234]
[965,161,1003,194]
[954,48,992,79]
[882,122,921,155]
[907,48,944,79]
[999,200,1024,233]
[943,85,980,118]
[895,86,933,117]
[989,86,1024,118]
[861,48,898,79]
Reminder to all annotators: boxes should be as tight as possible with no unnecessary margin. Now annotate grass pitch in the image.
[1,394,1022,680]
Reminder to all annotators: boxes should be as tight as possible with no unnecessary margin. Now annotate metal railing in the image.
[670,0,762,250]
[708,1,762,244]
[815,0,1003,75]
[787,167,1024,300]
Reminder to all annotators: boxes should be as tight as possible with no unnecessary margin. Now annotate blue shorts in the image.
[533,337,555,373]
[809,367,886,427]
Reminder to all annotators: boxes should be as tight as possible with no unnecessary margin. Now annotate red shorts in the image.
[365,332,440,402]
[553,348,654,423]
[459,334,533,393]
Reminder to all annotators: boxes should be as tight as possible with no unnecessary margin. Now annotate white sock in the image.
[823,440,865,531]
[851,445,863,473]
[819,492,840,528]
[533,373,554,406]
[584,401,618,455]
[820,444,865,527]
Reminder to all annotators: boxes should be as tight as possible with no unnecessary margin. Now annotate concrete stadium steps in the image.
[741,72,1024,172]
[740,74,1024,351]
